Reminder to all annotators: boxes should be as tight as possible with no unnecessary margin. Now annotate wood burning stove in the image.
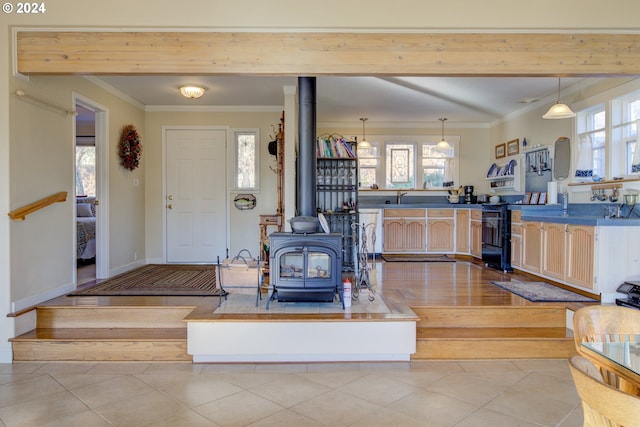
[267,232,344,309]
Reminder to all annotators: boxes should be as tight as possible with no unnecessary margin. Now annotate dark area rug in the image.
[69,264,223,297]
[490,280,598,302]
[382,254,455,262]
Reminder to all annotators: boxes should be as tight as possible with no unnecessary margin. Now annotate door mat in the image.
[382,254,455,262]
[490,280,598,302]
[69,264,224,297]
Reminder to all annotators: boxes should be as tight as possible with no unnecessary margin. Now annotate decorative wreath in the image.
[118,124,143,171]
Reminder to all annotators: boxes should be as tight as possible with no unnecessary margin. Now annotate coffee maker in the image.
[464,185,474,204]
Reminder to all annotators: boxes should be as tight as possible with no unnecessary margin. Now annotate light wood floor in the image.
[61,256,593,311]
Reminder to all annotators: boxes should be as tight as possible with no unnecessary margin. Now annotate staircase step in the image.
[412,306,567,328]
[410,305,576,359]
[418,327,572,339]
[413,336,577,359]
[11,328,190,361]
[36,306,194,329]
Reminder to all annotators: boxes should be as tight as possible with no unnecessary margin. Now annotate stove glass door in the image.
[307,251,332,279]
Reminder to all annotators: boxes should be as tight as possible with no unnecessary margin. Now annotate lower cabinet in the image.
[470,211,482,258]
[521,221,542,273]
[383,209,426,252]
[541,222,567,281]
[524,221,596,290]
[427,209,454,252]
[510,211,522,269]
[455,209,470,254]
[565,225,596,288]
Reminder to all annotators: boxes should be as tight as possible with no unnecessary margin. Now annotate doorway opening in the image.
[75,104,96,284]
[73,94,110,284]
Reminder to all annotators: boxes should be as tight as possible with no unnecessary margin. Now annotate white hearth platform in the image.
[186,293,418,363]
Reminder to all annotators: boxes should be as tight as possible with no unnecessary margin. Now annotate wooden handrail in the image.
[8,191,67,221]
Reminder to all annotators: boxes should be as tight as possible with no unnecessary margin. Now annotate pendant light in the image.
[542,78,576,119]
[436,118,452,150]
[358,118,372,149]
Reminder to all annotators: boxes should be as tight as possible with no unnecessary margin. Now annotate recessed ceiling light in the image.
[520,97,540,104]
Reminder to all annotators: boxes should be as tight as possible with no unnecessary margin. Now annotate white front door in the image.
[165,128,227,263]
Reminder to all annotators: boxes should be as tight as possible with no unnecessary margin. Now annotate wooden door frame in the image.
[72,93,110,280]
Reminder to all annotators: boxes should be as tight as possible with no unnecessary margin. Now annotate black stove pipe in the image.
[297,76,317,217]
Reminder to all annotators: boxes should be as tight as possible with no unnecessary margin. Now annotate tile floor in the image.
[0,359,583,427]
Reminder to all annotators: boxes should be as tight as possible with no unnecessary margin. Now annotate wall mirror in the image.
[553,137,571,180]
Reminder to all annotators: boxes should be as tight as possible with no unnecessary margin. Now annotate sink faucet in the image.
[397,191,408,204]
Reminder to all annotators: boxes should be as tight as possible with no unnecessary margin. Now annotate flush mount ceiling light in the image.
[179,85,205,99]
[436,118,452,150]
[358,118,372,149]
[543,78,576,119]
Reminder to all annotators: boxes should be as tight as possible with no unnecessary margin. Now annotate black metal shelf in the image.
[316,140,358,272]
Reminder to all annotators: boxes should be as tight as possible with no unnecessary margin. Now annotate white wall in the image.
[7,75,145,316]
[144,111,282,261]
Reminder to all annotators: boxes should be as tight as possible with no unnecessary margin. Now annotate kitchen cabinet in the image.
[427,209,454,252]
[521,221,542,273]
[541,223,595,288]
[521,220,597,290]
[470,209,482,258]
[455,209,470,254]
[510,210,522,269]
[383,208,426,252]
[565,225,595,289]
[541,222,566,281]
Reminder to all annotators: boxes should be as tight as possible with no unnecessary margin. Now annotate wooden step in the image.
[11,328,190,361]
[414,335,577,359]
[12,302,196,362]
[412,306,567,329]
[35,306,194,329]
[411,305,576,359]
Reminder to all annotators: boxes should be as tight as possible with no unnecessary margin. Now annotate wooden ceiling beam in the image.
[16,31,640,77]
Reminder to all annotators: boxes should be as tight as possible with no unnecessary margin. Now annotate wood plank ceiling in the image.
[16,32,640,77]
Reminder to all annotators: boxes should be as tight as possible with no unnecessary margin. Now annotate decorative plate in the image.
[487,163,497,178]
[318,213,330,233]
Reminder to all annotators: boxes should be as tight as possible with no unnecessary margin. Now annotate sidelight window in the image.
[234,130,259,190]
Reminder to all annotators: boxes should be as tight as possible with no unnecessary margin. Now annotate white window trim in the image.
[360,134,460,191]
[572,79,640,181]
[233,128,260,191]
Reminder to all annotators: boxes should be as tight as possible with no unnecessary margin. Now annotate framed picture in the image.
[507,139,520,156]
[538,192,547,205]
[495,143,506,159]
[530,192,540,205]
[523,192,532,204]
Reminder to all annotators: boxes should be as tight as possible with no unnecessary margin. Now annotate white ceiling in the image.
[94,75,587,125]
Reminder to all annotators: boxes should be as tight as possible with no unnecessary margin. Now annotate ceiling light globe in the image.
[180,86,205,99]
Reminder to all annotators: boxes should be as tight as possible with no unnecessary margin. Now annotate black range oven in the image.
[482,204,513,272]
